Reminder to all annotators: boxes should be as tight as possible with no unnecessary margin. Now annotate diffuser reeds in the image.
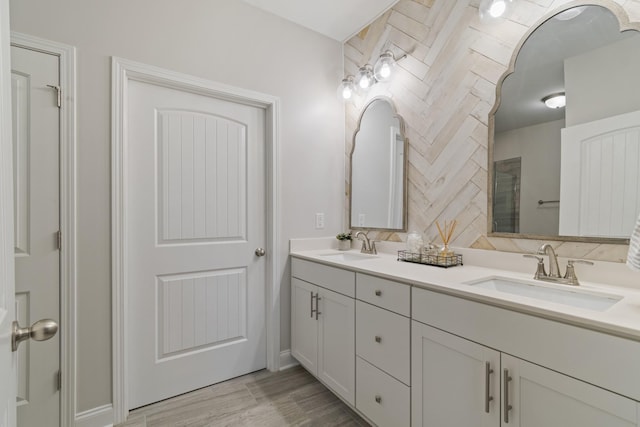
[435,219,456,256]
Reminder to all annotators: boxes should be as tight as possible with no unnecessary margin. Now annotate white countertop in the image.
[290,244,640,342]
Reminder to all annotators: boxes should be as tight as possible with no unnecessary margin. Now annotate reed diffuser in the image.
[435,220,457,257]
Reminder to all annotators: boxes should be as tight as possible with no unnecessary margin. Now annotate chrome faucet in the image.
[538,243,560,278]
[355,231,377,254]
[523,243,593,286]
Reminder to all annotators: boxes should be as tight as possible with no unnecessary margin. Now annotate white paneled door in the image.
[126,78,267,409]
[11,45,61,427]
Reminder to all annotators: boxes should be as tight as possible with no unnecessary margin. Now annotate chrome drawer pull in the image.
[375,395,382,404]
[375,335,382,343]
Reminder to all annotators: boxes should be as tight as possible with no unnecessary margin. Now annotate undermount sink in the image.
[318,252,378,262]
[465,276,622,312]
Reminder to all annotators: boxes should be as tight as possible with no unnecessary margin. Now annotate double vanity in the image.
[290,243,640,427]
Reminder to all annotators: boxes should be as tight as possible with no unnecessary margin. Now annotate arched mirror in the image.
[350,97,408,231]
[488,2,640,243]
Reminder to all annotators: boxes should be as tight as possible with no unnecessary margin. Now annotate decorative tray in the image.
[397,250,463,268]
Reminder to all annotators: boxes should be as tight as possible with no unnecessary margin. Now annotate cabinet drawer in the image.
[356,357,410,427]
[291,257,355,297]
[356,300,410,385]
[356,273,410,316]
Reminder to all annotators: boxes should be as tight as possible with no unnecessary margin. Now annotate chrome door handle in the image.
[315,295,321,320]
[255,248,266,257]
[12,319,58,352]
[503,368,513,423]
[310,292,315,318]
[485,362,494,413]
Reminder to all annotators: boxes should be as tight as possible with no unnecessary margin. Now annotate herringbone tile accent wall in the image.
[344,0,640,262]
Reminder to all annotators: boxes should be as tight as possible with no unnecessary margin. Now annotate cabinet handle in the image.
[375,395,382,404]
[503,368,513,423]
[315,295,321,320]
[375,289,382,296]
[375,335,382,343]
[485,362,494,413]
[310,292,315,318]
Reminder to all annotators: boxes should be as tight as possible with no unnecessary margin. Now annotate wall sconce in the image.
[479,0,514,22]
[374,50,407,82]
[339,50,407,101]
[542,92,566,109]
[355,64,375,90]
[337,76,356,100]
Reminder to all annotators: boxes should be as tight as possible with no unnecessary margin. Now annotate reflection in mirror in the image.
[489,4,640,242]
[350,98,407,231]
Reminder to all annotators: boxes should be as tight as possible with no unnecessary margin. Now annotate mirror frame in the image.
[487,0,637,244]
[349,96,409,232]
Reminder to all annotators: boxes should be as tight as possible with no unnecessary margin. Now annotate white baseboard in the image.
[75,404,114,427]
[279,349,299,370]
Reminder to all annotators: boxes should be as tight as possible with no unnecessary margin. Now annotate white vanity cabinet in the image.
[355,273,411,427]
[412,286,640,427]
[412,321,500,427]
[503,354,640,427]
[290,253,640,426]
[290,258,355,405]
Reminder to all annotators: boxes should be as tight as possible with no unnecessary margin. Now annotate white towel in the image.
[627,212,640,271]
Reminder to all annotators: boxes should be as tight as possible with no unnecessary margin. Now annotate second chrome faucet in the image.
[355,231,377,254]
[523,243,593,286]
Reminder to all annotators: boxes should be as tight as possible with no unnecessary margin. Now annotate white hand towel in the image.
[627,212,640,271]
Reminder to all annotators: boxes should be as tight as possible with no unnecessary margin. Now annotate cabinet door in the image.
[412,321,500,427]
[318,287,355,405]
[291,278,318,375]
[502,354,640,427]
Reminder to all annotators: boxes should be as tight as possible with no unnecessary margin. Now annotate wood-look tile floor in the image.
[116,366,370,427]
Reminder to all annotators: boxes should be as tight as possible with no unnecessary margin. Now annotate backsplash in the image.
[344,0,640,263]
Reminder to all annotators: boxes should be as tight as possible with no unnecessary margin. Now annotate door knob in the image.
[255,248,266,257]
[12,319,58,352]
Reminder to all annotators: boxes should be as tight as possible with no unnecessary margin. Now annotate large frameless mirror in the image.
[488,3,640,243]
[350,97,408,231]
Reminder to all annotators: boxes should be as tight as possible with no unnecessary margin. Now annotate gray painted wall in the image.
[9,0,345,413]
[566,35,640,127]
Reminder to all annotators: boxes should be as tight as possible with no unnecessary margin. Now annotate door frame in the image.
[0,0,16,423]
[9,33,77,427]
[111,57,281,424]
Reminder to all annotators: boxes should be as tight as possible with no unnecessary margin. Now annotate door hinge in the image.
[57,230,62,251]
[46,84,61,108]
[57,369,62,391]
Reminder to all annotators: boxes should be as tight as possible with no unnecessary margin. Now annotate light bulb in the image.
[489,0,506,17]
[337,76,356,101]
[355,65,375,91]
[479,0,513,22]
[379,64,391,79]
[374,51,397,82]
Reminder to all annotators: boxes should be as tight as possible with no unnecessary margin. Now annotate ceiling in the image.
[241,0,399,42]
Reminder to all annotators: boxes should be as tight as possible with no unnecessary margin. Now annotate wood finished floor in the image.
[116,365,370,427]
